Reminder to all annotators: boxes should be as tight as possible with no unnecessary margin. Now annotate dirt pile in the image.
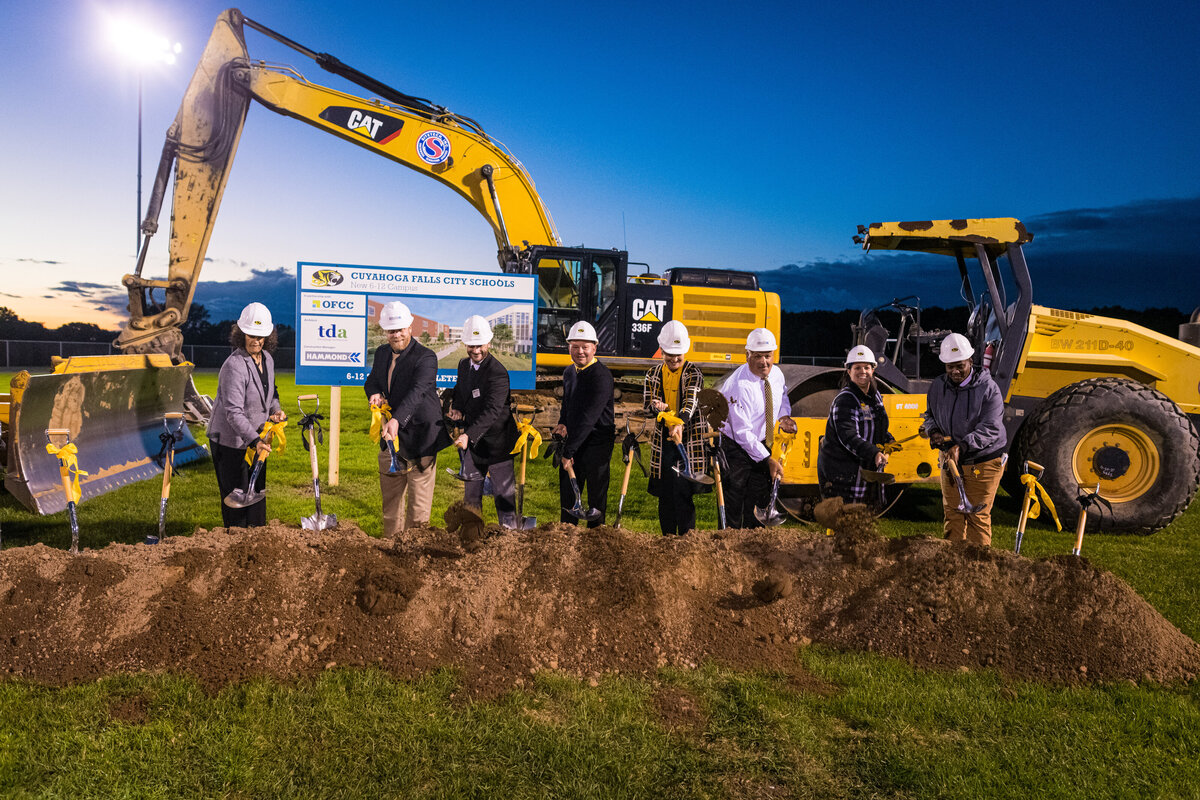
[1,511,1197,694]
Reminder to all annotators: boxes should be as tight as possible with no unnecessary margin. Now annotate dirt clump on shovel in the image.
[0,511,1196,695]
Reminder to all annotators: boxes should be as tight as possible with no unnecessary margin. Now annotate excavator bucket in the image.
[3,356,207,515]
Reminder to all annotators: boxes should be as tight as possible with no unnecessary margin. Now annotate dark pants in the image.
[462,451,518,528]
[654,445,697,536]
[559,436,614,529]
[212,442,267,529]
[721,438,772,529]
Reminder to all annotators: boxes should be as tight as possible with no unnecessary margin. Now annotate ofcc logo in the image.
[301,292,364,317]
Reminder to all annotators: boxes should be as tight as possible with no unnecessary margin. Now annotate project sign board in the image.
[295,262,539,389]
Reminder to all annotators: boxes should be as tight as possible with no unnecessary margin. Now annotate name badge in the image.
[472,388,481,399]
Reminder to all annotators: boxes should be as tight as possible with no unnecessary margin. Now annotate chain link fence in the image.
[0,340,296,370]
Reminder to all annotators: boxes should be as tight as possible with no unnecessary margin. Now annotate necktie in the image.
[763,378,774,448]
[386,350,400,389]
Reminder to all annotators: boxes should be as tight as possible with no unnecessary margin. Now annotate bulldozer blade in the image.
[6,362,206,515]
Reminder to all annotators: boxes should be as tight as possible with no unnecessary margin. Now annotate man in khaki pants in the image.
[922,333,1007,545]
[364,301,451,534]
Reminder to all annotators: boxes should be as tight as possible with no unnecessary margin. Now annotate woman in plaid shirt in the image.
[643,321,709,535]
[817,345,893,506]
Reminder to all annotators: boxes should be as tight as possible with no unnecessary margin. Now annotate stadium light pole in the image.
[108,18,181,258]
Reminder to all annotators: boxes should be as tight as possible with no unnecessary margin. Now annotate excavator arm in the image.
[117,7,561,357]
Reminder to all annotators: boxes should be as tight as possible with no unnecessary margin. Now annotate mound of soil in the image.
[1,509,1197,695]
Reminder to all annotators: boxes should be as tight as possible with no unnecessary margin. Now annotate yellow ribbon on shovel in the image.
[45,442,88,503]
[369,402,392,444]
[1020,473,1063,531]
[510,418,543,459]
[770,425,797,468]
[244,419,288,465]
[656,410,684,428]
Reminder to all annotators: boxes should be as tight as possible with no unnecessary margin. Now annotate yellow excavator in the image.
[775,218,1200,534]
[2,8,779,514]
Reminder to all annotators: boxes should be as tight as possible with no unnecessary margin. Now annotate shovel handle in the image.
[563,461,578,480]
[47,428,71,437]
[621,455,634,495]
[1073,508,1088,554]
[298,394,319,401]
[307,427,320,481]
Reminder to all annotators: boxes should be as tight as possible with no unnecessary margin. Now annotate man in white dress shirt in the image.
[719,328,793,528]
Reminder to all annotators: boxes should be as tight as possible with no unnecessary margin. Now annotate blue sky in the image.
[2,0,1198,327]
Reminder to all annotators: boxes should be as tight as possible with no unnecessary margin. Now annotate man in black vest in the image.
[448,314,520,527]
[552,320,615,528]
[364,300,451,535]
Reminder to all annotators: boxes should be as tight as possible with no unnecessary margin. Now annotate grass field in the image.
[2,369,1198,798]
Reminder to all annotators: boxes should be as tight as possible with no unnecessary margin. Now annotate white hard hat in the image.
[745,327,777,352]
[657,320,690,355]
[461,314,493,346]
[567,320,598,343]
[846,345,876,367]
[237,302,273,337]
[939,332,975,363]
[379,301,414,330]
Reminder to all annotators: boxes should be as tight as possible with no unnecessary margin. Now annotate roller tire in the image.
[1010,377,1200,534]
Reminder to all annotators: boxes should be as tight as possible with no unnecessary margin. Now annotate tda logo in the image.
[318,106,404,145]
[317,322,350,339]
[631,298,667,322]
[310,269,344,287]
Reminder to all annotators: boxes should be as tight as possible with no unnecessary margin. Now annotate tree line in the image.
[0,305,295,347]
[1,303,1186,357]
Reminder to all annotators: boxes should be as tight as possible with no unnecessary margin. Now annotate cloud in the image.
[51,281,113,295]
[190,267,297,323]
[15,258,62,265]
[755,196,1200,312]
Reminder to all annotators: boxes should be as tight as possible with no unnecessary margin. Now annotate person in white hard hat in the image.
[552,320,615,527]
[643,320,710,535]
[364,300,451,535]
[921,332,1007,545]
[207,302,286,528]
[817,345,895,506]
[718,327,795,528]
[447,314,520,526]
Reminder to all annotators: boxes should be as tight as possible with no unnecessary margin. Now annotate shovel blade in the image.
[223,488,265,509]
[672,464,714,485]
[302,512,338,531]
[564,505,602,522]
[754,504,785,526]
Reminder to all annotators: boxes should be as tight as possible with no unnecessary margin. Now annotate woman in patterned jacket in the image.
[643,321,710,535]
[817,345,893,506]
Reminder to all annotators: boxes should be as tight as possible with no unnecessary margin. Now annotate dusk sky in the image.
[3,0,1198,329]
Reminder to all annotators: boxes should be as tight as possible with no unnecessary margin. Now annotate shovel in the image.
[512,407,540,530]
[754,432,794,527]
[147,413,186,544]
[298,394,338,531]
[708,433,728,529]
[944,458,985,515]
[1013,459,1045,554]
[562,460,601,523]
[445,423,484,482]
[1072,483,1110,555]
[860,465,895,510]
[46,428,83,554]
[614,420,646,529]
[224,449,269,509]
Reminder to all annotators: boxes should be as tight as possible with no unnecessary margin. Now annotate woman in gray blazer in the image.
[207,302,285,527]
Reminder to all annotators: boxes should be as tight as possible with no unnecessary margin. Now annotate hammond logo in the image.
[310,269,344,287]
[318,106,404,144]
[416,130,451,165]
[631,298,667,322]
